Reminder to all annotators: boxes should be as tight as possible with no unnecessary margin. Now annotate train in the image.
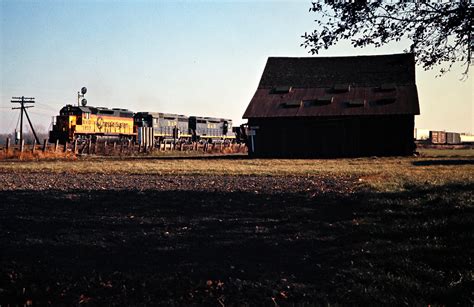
[49,104,237,144]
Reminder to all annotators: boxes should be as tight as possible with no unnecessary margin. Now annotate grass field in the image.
[0,150,473,305]
[1,149,472,192]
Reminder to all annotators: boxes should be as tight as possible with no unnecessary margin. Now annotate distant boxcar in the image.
[446,132,461,144]
[429,131,446,144]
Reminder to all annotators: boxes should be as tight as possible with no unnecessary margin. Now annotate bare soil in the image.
[0,171,472,305]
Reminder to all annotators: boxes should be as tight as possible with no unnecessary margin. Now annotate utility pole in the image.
[11,96,40,145]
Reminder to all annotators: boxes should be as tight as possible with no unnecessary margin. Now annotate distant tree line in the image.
[0,130,49,145]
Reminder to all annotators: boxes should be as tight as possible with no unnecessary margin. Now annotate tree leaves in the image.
[302,2,473,77]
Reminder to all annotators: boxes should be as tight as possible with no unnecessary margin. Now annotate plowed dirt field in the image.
[1,156,473,305]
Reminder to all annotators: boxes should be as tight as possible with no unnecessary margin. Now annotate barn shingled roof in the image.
[243,53,420,118]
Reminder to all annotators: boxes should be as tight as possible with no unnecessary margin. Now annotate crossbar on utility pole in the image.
[11,96,40,146]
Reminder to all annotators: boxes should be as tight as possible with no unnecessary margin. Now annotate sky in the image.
[1,0,472,134]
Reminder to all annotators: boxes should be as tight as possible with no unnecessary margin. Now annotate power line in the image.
[35,103,59,112]
[28,109,55,116]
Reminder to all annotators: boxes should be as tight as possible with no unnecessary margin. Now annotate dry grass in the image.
[418,148,474,157]
[1,151,472,192]
[0,150,76,161]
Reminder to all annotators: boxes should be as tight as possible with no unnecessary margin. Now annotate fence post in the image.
[120,142,124,155]
[6,138,10,154]
[63,142,68,152]
[113,142,117,155]
[32,139,36,153]
[42,139,47,152]
[55,140,59,152]
[73,139,77,154]
[104,141,107,155]
[20,139,25,153]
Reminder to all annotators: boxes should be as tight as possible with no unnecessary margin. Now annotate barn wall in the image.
[247,115,415,158]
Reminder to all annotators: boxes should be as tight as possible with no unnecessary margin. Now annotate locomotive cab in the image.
[49,105,91,143]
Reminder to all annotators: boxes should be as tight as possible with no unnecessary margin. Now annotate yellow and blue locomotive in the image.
[49,104,135,143]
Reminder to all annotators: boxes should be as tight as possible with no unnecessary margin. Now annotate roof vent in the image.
[330,84,350,93]
[303,96,334,107]
[376,83,396,92]
[271,86,292,94]
[375,97,396,105]
[281,100,301,108]
[304,96,334,106]
[317,96,334,104]
[346,99,366,107]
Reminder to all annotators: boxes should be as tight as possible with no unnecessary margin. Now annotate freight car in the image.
[429,131,447,145]
[49,104,135,143]
[446,132,461,144]
[429,130,462,145]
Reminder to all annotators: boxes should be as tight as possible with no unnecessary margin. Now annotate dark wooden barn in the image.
[243,53,420,157]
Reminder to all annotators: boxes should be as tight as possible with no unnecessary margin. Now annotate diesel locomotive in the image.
[49,104,135,143]
[133,112,235,143]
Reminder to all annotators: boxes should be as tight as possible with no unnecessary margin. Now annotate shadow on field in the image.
[413,159,474,166]
[0,183,472,305]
